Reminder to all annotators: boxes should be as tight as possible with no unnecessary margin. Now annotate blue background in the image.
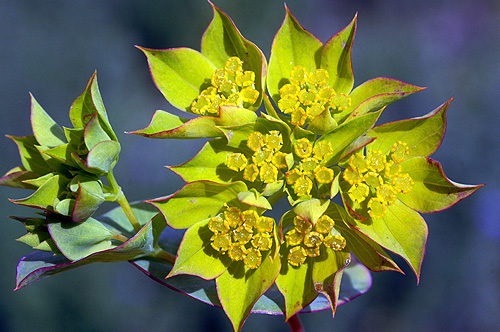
[1,1,498,331]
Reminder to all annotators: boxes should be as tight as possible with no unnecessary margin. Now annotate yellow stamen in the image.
[315,215,335,234]
[228,244,246,261]
[247,131,264,151]
[294,138,313,159]
[330,93,351,112]
[235,71,255,87]
[305,102,324,120]
[285,168,302,185]
[224,206,243,228]
[348,153,368,173]
[376,184,397,205]
[256,216,274,233]
[227,153,248,171]
[271,151,288,169]
[290,107,307,126]
[285,229,305,246]
[251,233,273,251]
[259,163,278,183]
[224,56,243,76]
[314,166,334,184]
[244,249,262,269]
[279,83,300,97]
[317,86,335,102]
[324,234,346,251]
[243,163,259,182]
[384,160,401,178]
[242,210,259,228]
[303,231,323,248]
[300,158,318,175]
[265,131,283,151]
[364,171,383,188]
[348,182,369,203]
[278,95,299,113]
[208,216,229,234]
[299,89,317,106]
[303,246,320,257]
[211,233,231,251]
[308,69,329,87]
[392,173,414,193]
[343,166,364,184]
[293,216,313,233]
[240,87,259,104]
[313,141,334,161]
[290,66,308,85]
[211,68,228,88]
[367,198,386,219]
[391,141,409,163]
[367,150,387,172]
[288,246,307,266]
[232,226,252,244]
[294,175,313,197]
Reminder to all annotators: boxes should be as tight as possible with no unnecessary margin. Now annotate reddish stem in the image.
[288,314,305,332]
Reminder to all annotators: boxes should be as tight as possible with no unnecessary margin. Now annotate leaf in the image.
[48,215,114,261]
[11,174,68,211]
[319,110,382,166]
[85,140,121,174]
[275,256,318,319]
[216,252,281,331]
[321,15,357,94]
[15,203,164,289]
[267,6,323,103]
[346,199,428,281]
[399,157,483,213]
[72,180,105,222]
[69,72,116,140]
[366,99,451,158]
[30,94,66,148]
[84,113,112,150]
[328,203,402,272]
[312,248,350,317]
[169,138,237,184]
[128,106,257,139]
[238,190,272,210]
[0,166,39,190]
[201,3,266,110]
[138,47,216,112]
[344,77,426,121]
[8,135,51,175]
[169,219,230,280]
[149,181,248,229]
[293,199,330,224]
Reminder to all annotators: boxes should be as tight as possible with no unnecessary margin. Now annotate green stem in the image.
[151,249,176,264]
[288,314,305,332]
[107,171,142,232]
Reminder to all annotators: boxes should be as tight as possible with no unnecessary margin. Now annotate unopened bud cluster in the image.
[278,65,351,126]
[191,57,260,115]
[343,141,414,219]
[285,214,346,266]
[208,205,275,269]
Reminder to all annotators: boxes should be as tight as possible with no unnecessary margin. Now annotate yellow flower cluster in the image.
[343,141,414,219]
[208,205,275,269]
[191,57,260,115]
[226,130,288,184]
[277,65,351,126]
[286,138,335,197]
[285,214,346,266]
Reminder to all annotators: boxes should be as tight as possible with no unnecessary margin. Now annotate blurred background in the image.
[0,0,498,331]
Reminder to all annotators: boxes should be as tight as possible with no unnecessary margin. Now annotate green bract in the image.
[1,3,483,332]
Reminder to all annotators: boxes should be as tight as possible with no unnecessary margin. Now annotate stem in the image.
[107,171,142,232]
[288,314,305,332]
[151,249,176,264]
